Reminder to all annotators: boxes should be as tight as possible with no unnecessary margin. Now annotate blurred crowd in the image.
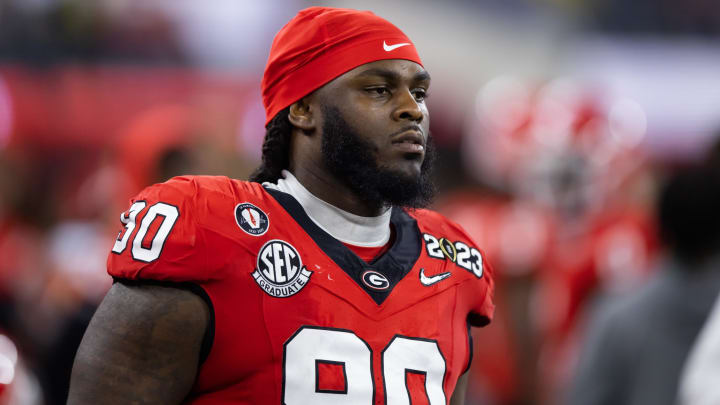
[1,1,720,405]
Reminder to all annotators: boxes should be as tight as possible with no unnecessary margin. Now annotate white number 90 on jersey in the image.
[284,326,447,404]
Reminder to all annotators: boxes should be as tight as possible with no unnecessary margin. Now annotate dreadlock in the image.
[249,106,292,184]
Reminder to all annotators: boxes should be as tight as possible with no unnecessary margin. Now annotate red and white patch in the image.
[235,202,269,236]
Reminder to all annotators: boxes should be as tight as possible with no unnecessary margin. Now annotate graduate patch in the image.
[252,239,312,297]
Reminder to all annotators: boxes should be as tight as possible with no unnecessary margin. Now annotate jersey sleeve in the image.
[454,232,495,327]
[467,248,495,327]
[107,176,210,283]
[415,209,496,327]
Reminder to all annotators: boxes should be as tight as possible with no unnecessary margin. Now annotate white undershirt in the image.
[264,170,391,247]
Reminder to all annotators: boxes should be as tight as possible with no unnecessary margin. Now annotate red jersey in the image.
[107,176,495,404]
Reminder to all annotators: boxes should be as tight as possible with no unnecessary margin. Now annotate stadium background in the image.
[0,0,719,404]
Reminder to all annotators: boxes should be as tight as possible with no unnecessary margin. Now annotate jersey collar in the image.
[264,170,392,247]
[263,184,421,305]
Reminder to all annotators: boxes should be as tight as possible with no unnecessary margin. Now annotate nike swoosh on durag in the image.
[383,41,411,52]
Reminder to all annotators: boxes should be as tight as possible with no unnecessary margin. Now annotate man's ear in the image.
[288,98,315,132]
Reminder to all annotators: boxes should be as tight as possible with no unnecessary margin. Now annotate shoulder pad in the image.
[107,176,263,283]
[410,208,496,326]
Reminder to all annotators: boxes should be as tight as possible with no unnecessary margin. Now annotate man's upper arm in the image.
[68,281,209,405]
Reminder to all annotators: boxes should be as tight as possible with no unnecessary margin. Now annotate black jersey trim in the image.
[468,312,491,327]
[264,187,422,305]
[113,278,215,365]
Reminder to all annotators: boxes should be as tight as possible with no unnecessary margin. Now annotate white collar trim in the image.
[263,170,391,247]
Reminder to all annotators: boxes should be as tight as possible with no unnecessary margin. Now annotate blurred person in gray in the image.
[564,163,720,405]
[676,137,720,405]
[677,290,720,405]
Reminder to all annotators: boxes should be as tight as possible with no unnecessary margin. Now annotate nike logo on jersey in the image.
[419,268,452,286]
[383,41,411,52]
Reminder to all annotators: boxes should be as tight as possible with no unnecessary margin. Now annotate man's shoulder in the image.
[406,208,476,242]
[409,207,495,326]
[131,175,274,223]
[604,270,680,320]
[136,175,266,204]
[405,207,455,227]
[107,176,271,283]
[585,278,671,342]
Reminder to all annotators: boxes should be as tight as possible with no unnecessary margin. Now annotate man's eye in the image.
[367,87,389,96]
[413,89,427,101]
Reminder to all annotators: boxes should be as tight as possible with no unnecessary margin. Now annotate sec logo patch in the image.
[252,240,312,298]
[235,202,269,236]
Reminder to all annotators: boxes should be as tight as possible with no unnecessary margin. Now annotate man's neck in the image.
[291,165,385,217]
[266,170,392,247]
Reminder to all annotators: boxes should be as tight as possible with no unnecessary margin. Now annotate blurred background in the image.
[0,0,719,404]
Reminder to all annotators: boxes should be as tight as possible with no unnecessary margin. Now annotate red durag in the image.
[261,7,423,125]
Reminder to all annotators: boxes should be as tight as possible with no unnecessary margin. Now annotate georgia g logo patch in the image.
[361,270,390,290]
[235,202,269,236]
[252,240,313,298]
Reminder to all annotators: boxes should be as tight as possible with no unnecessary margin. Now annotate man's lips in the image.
[391,127,425,153]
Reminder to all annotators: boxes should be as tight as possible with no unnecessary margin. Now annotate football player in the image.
[68,7,494,404]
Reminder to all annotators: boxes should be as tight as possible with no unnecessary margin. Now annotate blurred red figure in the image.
[444,78,659,404]
[438,193,552,404]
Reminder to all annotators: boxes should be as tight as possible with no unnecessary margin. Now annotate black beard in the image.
[320,105,436,211]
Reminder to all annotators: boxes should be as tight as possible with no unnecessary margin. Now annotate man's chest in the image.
[193,225,473,404]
